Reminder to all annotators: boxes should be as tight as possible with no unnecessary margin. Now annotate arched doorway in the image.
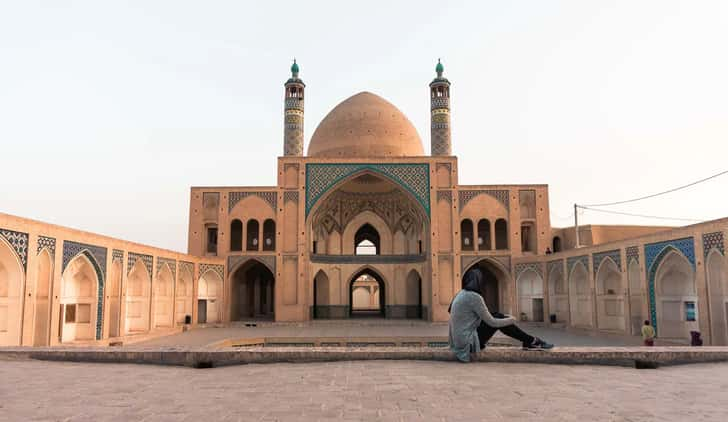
[349,268,385,318]
[32,249,53,346]
[355,223,380,255]
[0,238,24,346]
[313,269,330,319]
[125,260,151,334]
[654,250,697,339]
[595,258,625,331]
[230,260,275,321]
[198,270,223,324]
[516,269,544,322]
[60,254,99,342]
[465,259,508,314]
[552,236,562,253]
[405,270,422,319]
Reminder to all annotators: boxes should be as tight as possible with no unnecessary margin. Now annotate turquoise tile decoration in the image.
[644,237,695,335]
[305,163,430,218]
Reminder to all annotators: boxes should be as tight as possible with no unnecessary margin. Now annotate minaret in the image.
[283,59,305,156]
[429,59,452,156]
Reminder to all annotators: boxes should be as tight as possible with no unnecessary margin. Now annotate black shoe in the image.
[523,338,554,351]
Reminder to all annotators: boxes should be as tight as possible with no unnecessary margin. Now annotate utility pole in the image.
[574,203,580,248]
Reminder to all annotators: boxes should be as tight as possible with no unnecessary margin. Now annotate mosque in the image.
[1,61,728,348]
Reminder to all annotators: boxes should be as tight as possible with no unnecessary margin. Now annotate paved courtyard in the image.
[136,321,651,348]
[2,359,726,421]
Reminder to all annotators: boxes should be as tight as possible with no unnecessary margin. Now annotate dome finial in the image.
[291,58,299,77]
[435,58,444,77]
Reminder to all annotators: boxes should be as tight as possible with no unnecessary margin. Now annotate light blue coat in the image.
[448,290,515,362]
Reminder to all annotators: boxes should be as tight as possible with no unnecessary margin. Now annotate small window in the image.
[65,304,76,323]
[312,241,318,254]
[460,220,474,251]
[206,226,218,254]
[685,301,696,322]
[263,219,276,251]
[247,220,259,251]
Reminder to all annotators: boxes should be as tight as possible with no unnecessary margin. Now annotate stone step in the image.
[2,346,728,369]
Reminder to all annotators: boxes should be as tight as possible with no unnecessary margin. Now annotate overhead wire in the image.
[580,169,728,207]
[576,205,703,223]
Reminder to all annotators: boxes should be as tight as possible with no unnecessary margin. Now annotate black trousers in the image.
[477,312,535,349]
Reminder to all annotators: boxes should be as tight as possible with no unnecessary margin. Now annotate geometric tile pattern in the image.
[228,255,276,276]
[305,163,431,218]
[567,255,589,275]
[178,261,195,278]
[284,191,299,204]
[157,257,177,279]
[61,240,107,340]
[626,246,639,264]
[514,262,543,279]
[644,237,696,333]
[36,235,56,257]
[592,249,621,276]
[702,231,724,257]
[229,191,277,212]
[458,189,510,210]
[0,228,29,271]
[200,263,225,281]
[127,252,153,278]
[112,249,124,263]
[547,259,564,276]
[436,190,452,204]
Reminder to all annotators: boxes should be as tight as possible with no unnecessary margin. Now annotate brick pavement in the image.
[2,359,727,421]
[136,321,648,348]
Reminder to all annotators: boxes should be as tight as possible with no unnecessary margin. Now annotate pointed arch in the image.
[548,263,568,323]
[125,259,151,334]
[348,265,387,317]
[31,248,53,346]
[313,269,330,319]
[517,269,544,322]
[198,269,223,324]
[405,269,423,319]
[0,236,25,346]
[651,248,696,338]
[230,258,275,321]
[569,261,591,328]
[595,256,624,331]
[153,263,175,328]
[175,264,194,324]
[706,249,727,345]
[60,253,101,342]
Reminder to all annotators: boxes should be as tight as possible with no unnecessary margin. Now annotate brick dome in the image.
[307,92,424,158]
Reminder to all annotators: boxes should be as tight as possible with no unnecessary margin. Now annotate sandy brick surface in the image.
[1,360,727,421]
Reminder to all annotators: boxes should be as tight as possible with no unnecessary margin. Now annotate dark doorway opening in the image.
[349,269,386,318]
[231,261,275,321]
[464,260,502,313]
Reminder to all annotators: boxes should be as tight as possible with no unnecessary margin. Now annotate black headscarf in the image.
[462,268,484,293]
[448,268,484,313]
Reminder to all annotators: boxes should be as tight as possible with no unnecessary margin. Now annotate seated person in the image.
[449,268,553,362]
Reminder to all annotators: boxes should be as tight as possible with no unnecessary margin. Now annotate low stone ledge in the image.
[2,346,728,368]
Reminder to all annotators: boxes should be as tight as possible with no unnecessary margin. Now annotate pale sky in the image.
[1,1,727,252]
